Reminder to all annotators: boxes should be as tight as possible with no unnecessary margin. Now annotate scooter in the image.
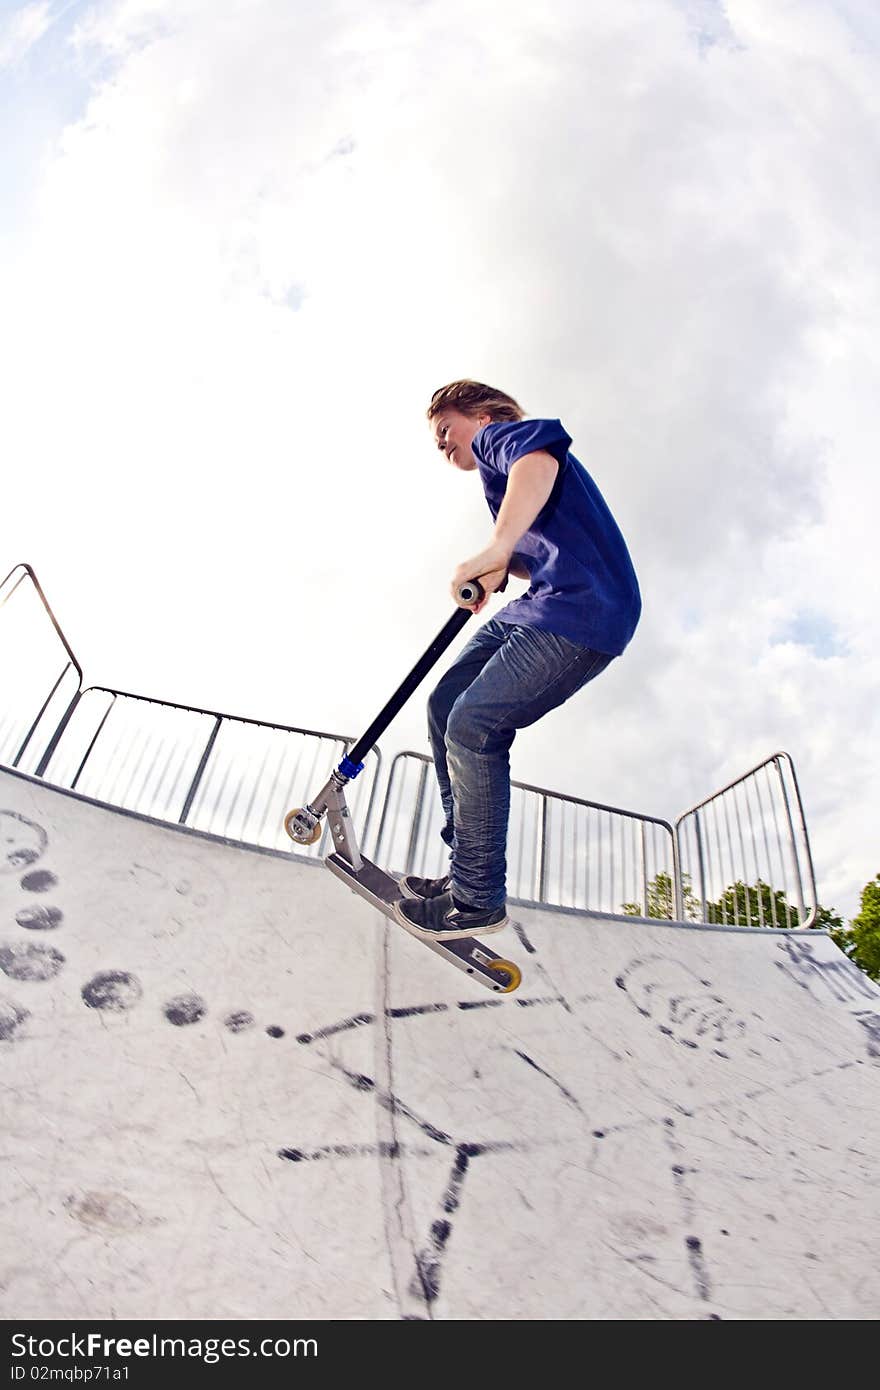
[284,579,522,993]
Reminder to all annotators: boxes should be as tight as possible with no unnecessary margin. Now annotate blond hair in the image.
[426,379,525,423]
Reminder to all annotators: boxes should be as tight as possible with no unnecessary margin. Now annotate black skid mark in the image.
[854,1010,880,1058]
[0,940,65,982]
[280,1143,398,1163]
[20,870,58,893]
[298,992,570,1045]
[0,812,47,873]
[164,993,208,1026]
[328,1060,453,1146]
[513,1049,585,1113]
[462,992,578,1013]
[82,971,142,1012]
[685,1235,711,1302]
[15,904,63,931]
[409,1142,517,1306]
[280,1141,430,1163]
[302,1024,489,1311]
[512,922,536,954]
[224,1011,255,1033]
[460,994,571,1013]
[297,1004,451,1045]
[663,1117,712,1304]
[616,966,648,1013]
[441,1142,480,1214]
[775,938,878,1004]
[526,957,576,1016]
[412,1219,452,1303]
[515,994,568,1008]
[296,1012,375,1044]
[277,1035,524,1313]
[0,996,30,1042]
[387,1004,449,1020]
[278,1138,519,1168]
[315,1043,528,1309]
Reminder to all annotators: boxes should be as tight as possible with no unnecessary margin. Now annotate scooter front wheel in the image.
[284,809,322,845]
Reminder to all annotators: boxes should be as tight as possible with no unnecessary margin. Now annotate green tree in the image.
[704,879,831,930]
[830,873,880,983]
[622,870,701,921]
[624,872,845,936]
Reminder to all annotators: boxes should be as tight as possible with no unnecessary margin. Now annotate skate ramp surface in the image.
[2,764,879,1321]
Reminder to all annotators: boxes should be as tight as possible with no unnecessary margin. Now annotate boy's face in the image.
[430,408,490,472]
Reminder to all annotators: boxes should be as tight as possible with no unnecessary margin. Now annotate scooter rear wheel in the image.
[485,958,522,993]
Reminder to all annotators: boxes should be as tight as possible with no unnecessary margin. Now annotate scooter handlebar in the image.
[455,579,485,606]
[456,572,510,606]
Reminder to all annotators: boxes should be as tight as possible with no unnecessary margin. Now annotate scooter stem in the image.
[341,580,485,773]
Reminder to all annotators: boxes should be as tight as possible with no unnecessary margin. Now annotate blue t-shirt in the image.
[473,419,641,656]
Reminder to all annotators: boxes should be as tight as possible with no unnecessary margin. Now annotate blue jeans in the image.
[427,619,614,909]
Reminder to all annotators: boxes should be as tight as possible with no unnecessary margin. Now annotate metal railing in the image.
[43,688,381,858]
[0,563,380,858]
[3,563,820,926]
[373,750,678,919]
[674,752,818,928]
[0,564,83,776]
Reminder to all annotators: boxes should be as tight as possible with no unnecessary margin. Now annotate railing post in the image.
[70,696,115,790]
[16,670,77,774]
[404,761,429,875]
[537,795,549,903]
[36,687,83,780]
[672,826,684,921]
[782,754,818,929]
[372,753,401,865]
[179,718,222,825]
[694,809,708,923]
[774,755,808,927]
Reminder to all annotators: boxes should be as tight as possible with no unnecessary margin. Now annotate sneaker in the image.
[398,872,452,900]
[394,891,508,941]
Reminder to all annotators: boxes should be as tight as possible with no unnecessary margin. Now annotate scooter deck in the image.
[325,852,522,994]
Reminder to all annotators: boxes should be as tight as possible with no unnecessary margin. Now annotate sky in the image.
[0,0,877,920]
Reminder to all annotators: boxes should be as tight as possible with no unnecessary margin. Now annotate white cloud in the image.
[0,3,55,70]
[1,0,877,920]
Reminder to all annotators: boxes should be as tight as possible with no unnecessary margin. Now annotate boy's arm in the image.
[452,451,558,611]
[492,451,559,553]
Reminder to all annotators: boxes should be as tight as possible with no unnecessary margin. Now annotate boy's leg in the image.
[445,625,614,910]
[427,618,510,850]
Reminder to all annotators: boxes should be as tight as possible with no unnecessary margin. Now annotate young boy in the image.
[394,379,641,940]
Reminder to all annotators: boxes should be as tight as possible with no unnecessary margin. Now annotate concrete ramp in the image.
[2,765,879,1321]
